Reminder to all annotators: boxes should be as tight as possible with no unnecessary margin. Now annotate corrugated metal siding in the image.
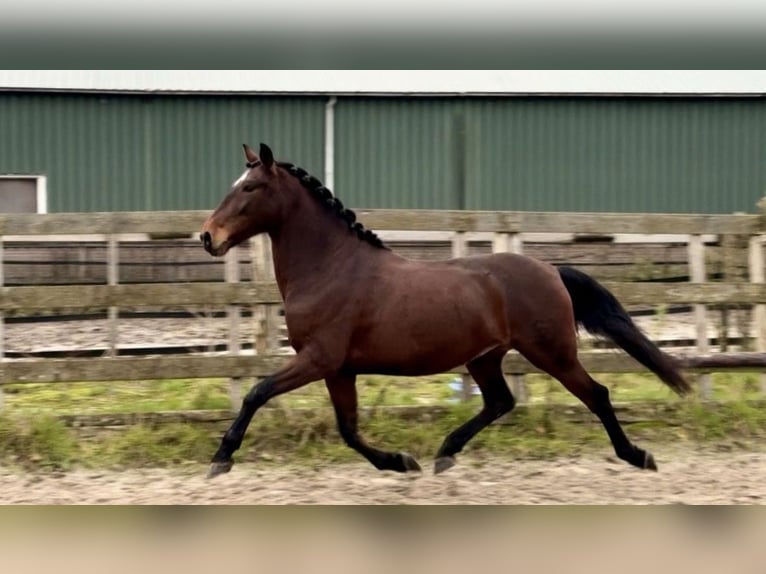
[0,93,325,212]
[465,97,766,213]
[2,93,766,214]
[334,98,461,209]
[334,96,766,213]
[0,94,148,211]
[145,96,325,211]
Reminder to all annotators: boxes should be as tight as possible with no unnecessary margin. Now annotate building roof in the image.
[2,70,766,96]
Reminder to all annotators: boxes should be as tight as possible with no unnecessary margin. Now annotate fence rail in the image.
[4,351,766,386]
[0,282,282,311]
[0,209,760,236]
[1,207,766,411]
[2,281,766,312]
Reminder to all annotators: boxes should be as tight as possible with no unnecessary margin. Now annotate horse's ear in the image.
[259,143,275,170]
[243,144,258,165]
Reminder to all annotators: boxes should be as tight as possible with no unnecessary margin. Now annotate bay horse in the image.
[200,143,690,479]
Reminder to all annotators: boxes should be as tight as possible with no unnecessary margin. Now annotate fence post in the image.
[718,230,748,353]
[748,234,766,393]
[0,237,4,409]
[689,234,711,399]
[718,234,732,352]
[225,246,242,408]
[261,236,280,353]
[451,231,474,400]
[106,235,119,357]
[492,231,527,403]
[251,235,268,356]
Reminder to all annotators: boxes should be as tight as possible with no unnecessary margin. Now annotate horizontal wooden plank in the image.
[357,210,524,233]
[53,401,738,429]
[359,210,761,235]
[55,406,455,428]
[0,211,210,236]
[516,212,762,235]
[583,267,692,283]
[1,280,766,312]
[0,209,760,237]
[61,399,766,429]
[500,352,766,374]
[4,351,766,385]
[604,282,766,305]
[1,354,288,383]
[0,282,283,311]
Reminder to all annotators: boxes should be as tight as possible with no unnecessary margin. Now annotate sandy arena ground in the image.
[1,309,760,505]
[1,448,764,504]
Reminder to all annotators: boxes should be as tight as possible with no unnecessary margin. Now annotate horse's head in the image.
[200,142,285,256]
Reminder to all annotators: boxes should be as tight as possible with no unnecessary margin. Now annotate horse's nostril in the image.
[201,231,212,249]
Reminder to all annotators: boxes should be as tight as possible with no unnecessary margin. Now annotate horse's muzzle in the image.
[200,230,229,256]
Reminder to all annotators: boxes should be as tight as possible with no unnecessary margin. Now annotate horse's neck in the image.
[268,207,363,299]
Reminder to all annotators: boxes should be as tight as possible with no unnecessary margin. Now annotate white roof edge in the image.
[2,70,766,95]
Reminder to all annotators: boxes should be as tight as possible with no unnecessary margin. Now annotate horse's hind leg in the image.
[325,373,421,473]
[522,345,657,471]
[433,349,515,474]
[564,364,656,470]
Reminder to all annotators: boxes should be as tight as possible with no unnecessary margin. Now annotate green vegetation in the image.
[1,378,235,415]
[0,371,765,472]
[4,371,762,415]
[0,415,79,471]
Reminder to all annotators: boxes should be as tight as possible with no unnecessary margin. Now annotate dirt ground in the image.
[2,312,761,505]
[2,308,742,357]
[1,448,764,504]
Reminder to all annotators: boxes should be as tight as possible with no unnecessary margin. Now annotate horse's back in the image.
[450,251,563,287]
[450,252,577,348]
[345,252,512,374]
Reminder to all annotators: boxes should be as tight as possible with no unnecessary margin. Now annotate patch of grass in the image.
[268,373,458,409]
[0,415,79,471]
[522,371,766,405]
[2,396,766,472]
[3,370,763,419]
[90,424,218,469]
[239,398,766,469]
[677,398,766,442]
[2,369,766,472]
[2,373,463,420]
[3,378,233,415]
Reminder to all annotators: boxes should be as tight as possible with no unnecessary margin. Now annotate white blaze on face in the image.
[232,169,249,188]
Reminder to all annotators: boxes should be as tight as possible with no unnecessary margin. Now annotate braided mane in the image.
[276,161,388,250]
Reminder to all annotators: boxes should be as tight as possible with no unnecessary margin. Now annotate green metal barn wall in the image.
[333,97,766,214]
[334,98,463,210]
[0,93,326,212]
[1,93,766,213]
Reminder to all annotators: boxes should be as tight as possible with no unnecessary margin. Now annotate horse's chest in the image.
[282,303,337,348]
[282,311,309,344]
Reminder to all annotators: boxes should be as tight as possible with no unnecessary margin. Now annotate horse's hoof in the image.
[644,452,658,472]
[400,452,422,472]
[207,460,234,479]
[434,456,456,475]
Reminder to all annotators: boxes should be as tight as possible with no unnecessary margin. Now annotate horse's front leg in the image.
[208,351,328,478]
[325,373,422,472]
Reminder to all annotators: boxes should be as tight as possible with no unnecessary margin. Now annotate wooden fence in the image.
[2,208,766,411]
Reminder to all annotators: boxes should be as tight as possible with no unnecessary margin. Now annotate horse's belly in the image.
[346,325,504,376]
[344,263,510,375]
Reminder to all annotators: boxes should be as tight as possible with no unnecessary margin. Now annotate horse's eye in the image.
[242,181,265,193]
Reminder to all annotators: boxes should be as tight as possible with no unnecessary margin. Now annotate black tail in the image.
[558,266,690,396]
